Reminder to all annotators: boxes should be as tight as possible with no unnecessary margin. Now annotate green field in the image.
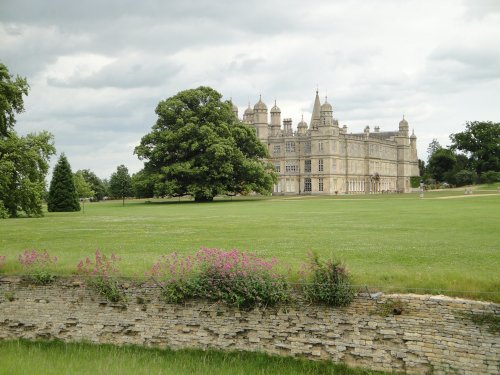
[1,189,499,301]
[0,340,384,375]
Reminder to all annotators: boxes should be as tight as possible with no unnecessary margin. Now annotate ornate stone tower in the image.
[253,96,268,141]
[270,100,281,137]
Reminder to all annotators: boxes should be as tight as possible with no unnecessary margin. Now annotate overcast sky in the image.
[1,0,499,179]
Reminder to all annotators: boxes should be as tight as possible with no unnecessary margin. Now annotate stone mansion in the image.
[233,91,419,194]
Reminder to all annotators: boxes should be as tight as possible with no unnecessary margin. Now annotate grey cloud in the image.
[47,58,181,89]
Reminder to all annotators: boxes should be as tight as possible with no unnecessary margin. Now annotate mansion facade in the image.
[233,91,419,195]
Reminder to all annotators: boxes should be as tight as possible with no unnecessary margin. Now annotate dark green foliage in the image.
[109,165,132,205]
[454,170,477,186]
[481,170,500,184]
[0,63,29,138]
[131,169,155,198]
[302,253,354,307]
[418,159,426,177]
[78,169,107,201]
[0,131,56,217]
[135,86,277,202]
[450,121,500,175]
[88,276,123,303]
[410,176,421,188]
[427,148,457,182]
[48,154,80,212]
[0,64,56,218]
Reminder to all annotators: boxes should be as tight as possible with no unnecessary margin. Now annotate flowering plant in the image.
[18,249,58,284]
[77,250,123,302]
[150,248,290,308]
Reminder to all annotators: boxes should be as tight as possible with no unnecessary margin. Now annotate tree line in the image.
[419,122,500,188]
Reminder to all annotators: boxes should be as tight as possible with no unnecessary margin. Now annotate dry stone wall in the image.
[0,277,498,374]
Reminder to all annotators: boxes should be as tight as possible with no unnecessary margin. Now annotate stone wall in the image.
[0,277,498,374]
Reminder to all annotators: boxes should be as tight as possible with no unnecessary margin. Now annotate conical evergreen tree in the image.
[48,154,80,212]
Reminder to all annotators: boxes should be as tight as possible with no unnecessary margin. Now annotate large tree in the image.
[450,121,500,175]
[74,171,95,199]
[135,86,277,202]
[0,63,56,218]
[77,169,107,201]
[0,63,29,138]
[0,131,55,217]
[109,164,132,205]
[48,154,80,212]
[427,148,457,183]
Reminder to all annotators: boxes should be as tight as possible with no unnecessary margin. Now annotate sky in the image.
[1,0,500,179]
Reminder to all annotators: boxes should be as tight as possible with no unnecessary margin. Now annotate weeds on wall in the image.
[301,252,355,307]
[150,248,290,309]
[77,250,124,303]
[18,250,58,285]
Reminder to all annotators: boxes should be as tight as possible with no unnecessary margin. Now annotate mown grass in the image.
[0,340,385,375]
[0,189,499,301]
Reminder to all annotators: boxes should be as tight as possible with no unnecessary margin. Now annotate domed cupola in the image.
[320,98,333,113]
[243,103,254,123]
[254,96,268,111]
[297,115,308,135]
[270,101,280,114]
[399,115,409,135]
[270,99,281,128]
[319,96,333,127]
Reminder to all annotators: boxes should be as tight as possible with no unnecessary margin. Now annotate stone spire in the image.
[310,90,321,129]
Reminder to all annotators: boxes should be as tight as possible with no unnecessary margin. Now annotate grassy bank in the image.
[0,190,499,301]
[0,340,385,375]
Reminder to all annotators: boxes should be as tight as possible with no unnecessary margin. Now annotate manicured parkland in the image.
[0,188,499,301]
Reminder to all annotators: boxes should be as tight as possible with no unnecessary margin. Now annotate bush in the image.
[150,248,290,308]
[0,201,8,219]
[77,250,123,302]
[481,170,500,184]
[18,249,58,284]
[301,252,354,307]
[410,176,421,188]
[454,169,477,187]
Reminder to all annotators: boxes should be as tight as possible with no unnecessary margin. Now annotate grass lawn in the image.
[0,340,385,375]
[0,189,499,301]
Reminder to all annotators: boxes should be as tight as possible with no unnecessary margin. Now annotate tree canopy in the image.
[135,86,277,202]
[77,169,107,201]
[48,154,80,212]
[0,63,56,218]
[450,121,500,175]
[74,171,95,199]
[109,164,132,205]
[0,131,55,217]
[0,63,29,138]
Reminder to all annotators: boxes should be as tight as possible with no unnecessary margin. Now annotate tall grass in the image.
[0,340,385,375]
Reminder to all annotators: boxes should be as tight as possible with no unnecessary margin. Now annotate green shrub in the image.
[0,201,8,219]
[77,250,124,303]
[301,252,354,307]
[481,170,500,184]
[410,176,421,188]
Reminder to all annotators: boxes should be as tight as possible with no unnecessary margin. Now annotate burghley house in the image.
[233,91,419,194]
